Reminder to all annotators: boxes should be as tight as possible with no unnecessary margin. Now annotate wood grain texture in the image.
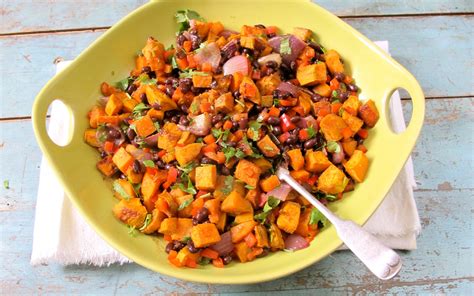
[1,0,472,34]
[0,16,472,118]
[1,99,472,294]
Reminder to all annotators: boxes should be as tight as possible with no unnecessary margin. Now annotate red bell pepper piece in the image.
[163,167,178,189]
[280,113,296,132]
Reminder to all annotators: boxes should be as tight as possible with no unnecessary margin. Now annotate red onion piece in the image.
[143,134,158,147]
[194,42,221,71]
[223,55,250,76]
[129,148,152,161]
[268,35,306,65]
[304,116,318,130]
[188,113,211,136]
[285,234,310,251]
[98,96,109,106]
[277,81,300,97]
[258,193,268,208]
[219,29,238,38]
[182,31,192,41]
[296,117,308,129]
[263,184,292,204]
[331,142,345,164]
[210,231,233,256]
[257,53,282,67]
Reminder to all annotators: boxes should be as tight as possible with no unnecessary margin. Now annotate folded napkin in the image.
[31,41,421,266]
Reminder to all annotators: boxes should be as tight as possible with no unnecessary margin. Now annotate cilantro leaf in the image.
[248,120,262,141]
[326,141,341,153]
[113,180,131,200]
[128,225,138,237]
[175,9,204,32]
[198,257,212,265]
[3,180,9,189]
[222,176,234,195]
[307,126,316,139]
[222,146,245,163]
[309,208,328,227]
[179,70,209,79]
[116,77,131,91]
[325,194,337,201]
[245,184,255,190]
[171,56,179,69]
[263,196,281,212]
[135,74,157,85]
[139,214,152,231]
[280,36,292,55]
[142,160,156,168]
[189,102,199,113]
[254,211,269,223]
[212,128,230,142]
[177,162,196,174]
[132,103,150,118]
[178,197,194,210]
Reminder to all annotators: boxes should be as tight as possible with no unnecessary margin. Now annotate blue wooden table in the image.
[0,1,473,294]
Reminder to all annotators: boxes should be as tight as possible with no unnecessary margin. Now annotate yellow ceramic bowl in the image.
[32,0,424,284]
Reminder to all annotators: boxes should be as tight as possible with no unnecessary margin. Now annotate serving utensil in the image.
[277,167,402,280]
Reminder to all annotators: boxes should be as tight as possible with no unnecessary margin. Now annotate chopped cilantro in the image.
[181,236,191,243]
[113,180,131,200]
[245,184,255,190]
[331,90,339,100]
[325,194,337,201]
[139,214,152,231]
[198,257,212,265]
[135,74,157,85]
[132,103,150,118]
[222,176,234,195]
[179,70,209,79]
[254,211,269,223]
[263,196,281,212]
[116,77,130,91]
[171,56,178,69]
[3,180,9,189]
[175,9,204,32]
[127,225,138,237]
[175,174,197,195]
[142,160,156,168]
[177,162,196,174]
[177,197,193,210]
[309,207,328,227]
[153,121,161,131]
[97,125,107,143]
[280,36,292,55]
[189,102,199,113]
[307,126,317,139]
[248,120,262,141]
[222,146,245,163]
[212,128,230,142]
[326,141,341,153]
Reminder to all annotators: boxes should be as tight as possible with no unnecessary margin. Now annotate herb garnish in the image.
[113,180,131,200]
[280,36,292,55]
[175,9,205,32]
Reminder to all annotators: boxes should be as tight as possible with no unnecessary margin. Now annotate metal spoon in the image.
[276,167,402,280]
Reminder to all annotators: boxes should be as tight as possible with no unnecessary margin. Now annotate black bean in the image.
[291,127,300,136]
[232,121,239,129]
[201,157,216,165]
[179,115,190,126]
[156,159,166,169]
[265,60,278,69]
[212,114,223,125]
[279,106,288,113]
[165,86,175,97]
[267,32,276,38]
[165,242,173,253]
[242,48,253,55]
[170,115,179,124]
[304,138,317,150]
[238,118,248,129]
[233,91,240,99]
[126,128,136,141]
[220,166,231,176]
[132,160,141,174]
[191,86,200,94]
[272,89,282,99]
[255,24,266,29]
[176,49,186,59]
[100,151,107,158]
[290,116,302,124]
[339,91,349,102]
[290,61,297,71]
[190,34,201,50]
[179,78,192,93]
[108,128,121,139]
[263,67,275,76]
[286,135,297,144]
[172,240,185,251]
[347,83,359,92]
[119,173,127,179]
[180,104,189,113]
[272,126,282,136]
[194,207,209,223]
[222,255,233,265]
[141,66,151,74]
[210,80,218,89]
[227,141,237,147]
[187,240,200,253]
[257,248,270,258]
[334,72,345,81]
[176,33,187,47]
[310,93,323,103]
[164,164,172,170]
[308,41,323,54]
[140,93,147,103]
[267,116,281,126]
[126,83,137,95]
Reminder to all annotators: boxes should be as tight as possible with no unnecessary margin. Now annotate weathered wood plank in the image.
[0,98,472,294]
[0,16,472,118]
[1,0,472,34]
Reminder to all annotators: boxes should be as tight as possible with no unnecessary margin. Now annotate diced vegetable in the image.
[284,234,309,250]
[105,93,124,116]
[359,99,379,128]
[257,135,280,157]
[317,165,349,194]
[191,223,221,248]
[195,165,217,191]
[145,85,177,112]
[287,149,304,170]
[230,220,257,243]
[276,201,301,234]
[221,190,253,215]
[305,150,331,173]
[319,114,349,141]
[259,175,281,193]
[324,49,344,74]
[214,92,234,113]
[134,115,156,138]
[113,198,147,228]
[175,143,203,166]
[296,63,327,86]
[343,150,369,183]
[234,159,262,187]
[112,147,134,173]
[239,76,261,105]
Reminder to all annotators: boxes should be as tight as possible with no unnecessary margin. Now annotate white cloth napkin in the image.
[31,41,421,266]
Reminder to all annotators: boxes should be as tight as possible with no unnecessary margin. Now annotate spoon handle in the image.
[277,167,402,280]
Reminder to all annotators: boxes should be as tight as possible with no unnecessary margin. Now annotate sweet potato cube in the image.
[295,207,317,237]
[257,135,280,157]
[175,143,203,166]
[141,209,166,234]
[96,115,120,126]
[112,147,134,173]
[113,198,147,228]
[287,148,305,170]
[191,223,221,248]
[245,188,260,208]
[216,212,227,231]
[105,93,124,115]
[192,74,213,88]
[259,175,281,193]
[159,218,193,241]
[239,76,261,105]
[88,105,105,128]
[145,85,177,112]
[230,220,257,243]
[269,223,285,249]
[359,100,379,128]
[252,158,273,173]
[177,131,196,146]
[342,111,364,134]
[290,169,311,182]
[122,97,138,113]
[84,129,100,147]
[235,159,262,187]
[221,190,253,215]
[318,165,349,194]
[305,150,331,173]
[319,113,348,141]
[342,95,361,115]
[134,115,156,138]
[297,63,327,86]
[234,241,252,263]
[256,73,281,96]
[254,225,270,248]
[240,36,256,49]
[147,108,164,121]
[343,150,369,183]
[342,140,358,157]
[325,49,344,74]
[214,92,234,113]
[313,83,331,97]
[204,198,221,223]
[234,213,254,224]
[176,195,194,218]
[126,165,144,184]
[113,179,137,200]
[157,191,178,217]
[195,165,217,191]
[277,201,301,234]
[158,122,182,151]
[176,245,200,265]
[96,156,117,177]
[293,27,312,41]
